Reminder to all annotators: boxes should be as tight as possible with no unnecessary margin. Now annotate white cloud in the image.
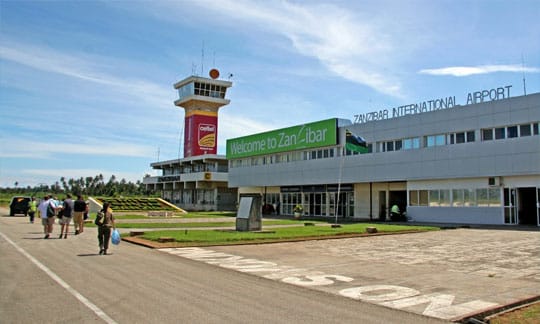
[419,64,540,77]
[220,114,271,138]
[160,0,403,97]
[0,42,173,109]
[0,138,154,159]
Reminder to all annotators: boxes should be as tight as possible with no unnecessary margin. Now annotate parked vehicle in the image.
[9,196,31,216]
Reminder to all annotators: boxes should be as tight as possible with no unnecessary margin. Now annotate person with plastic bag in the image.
[96,202,116,255]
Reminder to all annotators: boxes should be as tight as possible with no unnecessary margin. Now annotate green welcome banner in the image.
[226,118,337,159]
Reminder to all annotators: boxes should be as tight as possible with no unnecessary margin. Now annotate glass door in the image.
[537,188,540,227]
[503,188,518,224]
[307,193,325,216]
[329,192,349,218]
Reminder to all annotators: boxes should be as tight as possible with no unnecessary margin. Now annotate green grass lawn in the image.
[490,302,540,324]
[138,223,438,246]
[87,219,319,229]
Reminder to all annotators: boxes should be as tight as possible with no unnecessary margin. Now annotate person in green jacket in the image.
[28,196,37,224]
[390,204,401,221]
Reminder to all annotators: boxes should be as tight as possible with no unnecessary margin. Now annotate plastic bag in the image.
[111,229,121,245]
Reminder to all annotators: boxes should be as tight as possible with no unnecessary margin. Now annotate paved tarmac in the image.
[159,227,540,322]
[8,209,538,322]
[1,212,447,324]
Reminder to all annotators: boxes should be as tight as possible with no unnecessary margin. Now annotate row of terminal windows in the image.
[376,122,538,153]
[160,163,226,176]
[230,148,337,168]
[230,122,539,167]
[482,123,539,140]
[409,188,501,207]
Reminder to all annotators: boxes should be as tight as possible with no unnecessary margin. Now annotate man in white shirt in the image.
[37,195,56,239]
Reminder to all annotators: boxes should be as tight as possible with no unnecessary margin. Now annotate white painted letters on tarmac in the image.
[380,293,498,319]
[339,285,420,302]
[161,247,498,320]
[282,274,354,287]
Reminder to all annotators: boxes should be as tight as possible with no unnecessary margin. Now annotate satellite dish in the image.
[209,68,220,79]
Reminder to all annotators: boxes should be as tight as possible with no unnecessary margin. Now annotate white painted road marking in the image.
[0,231,118,324]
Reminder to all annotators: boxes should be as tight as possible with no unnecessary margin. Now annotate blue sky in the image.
[1,0,539,188]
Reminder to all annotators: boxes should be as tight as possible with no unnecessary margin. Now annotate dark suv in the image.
[9,196,31,216]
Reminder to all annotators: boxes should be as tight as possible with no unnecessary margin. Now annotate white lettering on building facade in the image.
[354,85,512,124]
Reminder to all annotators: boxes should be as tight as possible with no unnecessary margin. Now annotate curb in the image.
[121,229,431,249]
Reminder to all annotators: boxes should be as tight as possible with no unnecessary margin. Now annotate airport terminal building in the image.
[226,88,540,226]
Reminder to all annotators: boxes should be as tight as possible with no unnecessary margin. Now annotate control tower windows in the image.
[194,82,227,99]
[177,82,227,100]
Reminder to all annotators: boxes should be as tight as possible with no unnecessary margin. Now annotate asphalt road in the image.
[0,210,445,324]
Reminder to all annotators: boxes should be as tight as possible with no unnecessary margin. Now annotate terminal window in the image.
[482,122,539,141]
[507,126,518,138]
[482,129,494,140]
[426,134,445,147]
[520,124,532,136]
[495,127,506,139]
[402,137,420,150]
[449,131,475,144]
[409,190,428,206]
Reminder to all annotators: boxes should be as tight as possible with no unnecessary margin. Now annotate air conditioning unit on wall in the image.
[488,177,502,186]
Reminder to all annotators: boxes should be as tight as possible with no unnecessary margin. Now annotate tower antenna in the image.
[521,53,527,96]
[201,41,205,76]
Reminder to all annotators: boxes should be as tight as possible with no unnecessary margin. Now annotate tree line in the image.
[2,174,154,197]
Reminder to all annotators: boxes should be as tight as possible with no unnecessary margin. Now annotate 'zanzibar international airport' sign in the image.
[354,85,513,124]
[227,118,337,159]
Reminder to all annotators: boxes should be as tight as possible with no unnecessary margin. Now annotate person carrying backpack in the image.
[59,194,74,239]
[37,195,57,239]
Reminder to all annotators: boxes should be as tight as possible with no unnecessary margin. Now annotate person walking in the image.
[37,195,56,239]
[28,196,37,224]
[59,194,74,239]
[97,202,115,255]
[73,194,87,235]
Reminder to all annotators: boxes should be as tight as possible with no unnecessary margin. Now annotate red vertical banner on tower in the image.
[184,111,218,157]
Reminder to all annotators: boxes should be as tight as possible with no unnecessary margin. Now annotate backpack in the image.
[94,211,104,226]
[46,202,56,218]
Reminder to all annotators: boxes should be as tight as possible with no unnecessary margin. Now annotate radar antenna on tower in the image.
[201,41,205,77]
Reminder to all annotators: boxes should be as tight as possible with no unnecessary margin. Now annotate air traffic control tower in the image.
[174,69,232,157]
[144,69,236,211]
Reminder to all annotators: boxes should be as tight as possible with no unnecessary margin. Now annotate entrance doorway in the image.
[504,187,539,226]
[389,190,407,220]
[518,187,538,225]
[305,192,326,216]
[378,191,386,221]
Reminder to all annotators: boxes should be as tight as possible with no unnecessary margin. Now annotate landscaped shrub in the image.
[95,197,177,211]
